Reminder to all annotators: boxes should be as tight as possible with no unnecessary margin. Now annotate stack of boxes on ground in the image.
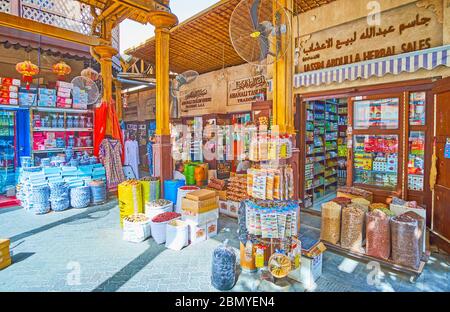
[56,81,73,108]
[181,189,219,244]
[0,78,20,105]
[0,239,11,270]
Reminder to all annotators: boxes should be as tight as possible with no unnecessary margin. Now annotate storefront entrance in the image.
[297,79,435,215]
[431,77,450,253]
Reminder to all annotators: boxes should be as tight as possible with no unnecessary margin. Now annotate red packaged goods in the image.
[341,205,365,252]
[152,212,181,223]
[390,214,421,269]
[0,98,10,104]
[1,77,21,86]
[332,197,352,207]
[0,85,18,92]
[366,210,391,260]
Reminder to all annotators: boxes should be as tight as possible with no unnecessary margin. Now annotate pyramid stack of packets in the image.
[56,81,73,108]
[225,174,248,218]
[0,239,11,270]
[181,189,219,245]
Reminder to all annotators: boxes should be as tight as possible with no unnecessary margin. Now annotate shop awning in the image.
[125,0,336,74]
[287,45,450,89]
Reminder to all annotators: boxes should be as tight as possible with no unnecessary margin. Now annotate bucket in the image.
[164,179,185,204]
[165,220,189,250]
[176,186,200,214]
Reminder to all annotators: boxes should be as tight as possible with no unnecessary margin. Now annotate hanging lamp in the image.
[53,61,72,81]
[16,60,39,90]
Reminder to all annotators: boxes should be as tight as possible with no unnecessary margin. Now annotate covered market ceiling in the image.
[124,0,336,74]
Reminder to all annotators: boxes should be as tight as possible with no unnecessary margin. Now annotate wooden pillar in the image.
[114,79,123,121]
[92,45,118,135]
[272,0,294,134]
[148,11,178,191]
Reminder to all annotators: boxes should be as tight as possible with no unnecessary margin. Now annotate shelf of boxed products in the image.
[32,146,93,154]
[31,107,92,114]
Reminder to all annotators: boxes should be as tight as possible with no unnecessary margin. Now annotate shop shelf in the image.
[31,107,92,114]
[33,127,94,132]
[32,146,94,154]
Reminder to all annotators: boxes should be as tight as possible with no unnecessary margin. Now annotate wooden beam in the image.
[0,12,105,47]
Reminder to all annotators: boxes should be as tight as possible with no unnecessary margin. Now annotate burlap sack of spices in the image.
[402,211,425,257]
[351,197,370,212]
[366,210,391,260]
[332,197,352,207]
[390,214,421,269]
[341,205,365,252]
[321,201,342,244]
[369,203,388,212]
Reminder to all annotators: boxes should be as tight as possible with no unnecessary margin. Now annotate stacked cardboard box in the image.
[72,84,88,110]
[38,88,57,107]
[18,87,37,106]
[181,189,219,245]
[0,78,20,105]
[0,239,11,270]
[56,81,73,108]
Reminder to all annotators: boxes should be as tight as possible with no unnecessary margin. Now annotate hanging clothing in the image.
[99,138,126,191]
[147,141,154,176]
[125,139,140,179]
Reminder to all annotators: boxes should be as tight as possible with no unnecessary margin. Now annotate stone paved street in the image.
[0,200,448,292]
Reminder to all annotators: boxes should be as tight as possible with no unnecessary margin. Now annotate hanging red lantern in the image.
[81,67,99,81]
[15,60,39,90]
[52,61,72,81]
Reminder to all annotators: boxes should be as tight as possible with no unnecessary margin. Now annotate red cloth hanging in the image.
[94,99,124,162]
[94,100,107,157]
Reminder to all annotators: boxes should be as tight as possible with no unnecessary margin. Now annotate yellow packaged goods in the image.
[0,239,10,250]
[181,197,218,214]
[0,257,12,270]
[185,189,216,201]
[321,201,342,244]
[118,180,144,227]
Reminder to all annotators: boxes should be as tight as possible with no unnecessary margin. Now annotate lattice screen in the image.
[21,0,93,35]
[0,0,11,13]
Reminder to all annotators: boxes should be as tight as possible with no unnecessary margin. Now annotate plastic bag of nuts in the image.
[341,205,365,252]
[366,210,391,260]
[390,214,421,269]
[321,201,342,244]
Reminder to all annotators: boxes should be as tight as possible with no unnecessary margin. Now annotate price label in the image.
[444,138,450,159]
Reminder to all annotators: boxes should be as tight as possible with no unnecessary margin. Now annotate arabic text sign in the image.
[298,2,442,73]
[228,75,267,106]
[180,86,212,111]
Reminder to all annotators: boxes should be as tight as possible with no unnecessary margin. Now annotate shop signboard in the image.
[227,75,267,106]
[179,86,212,112]
[298,2,443,73]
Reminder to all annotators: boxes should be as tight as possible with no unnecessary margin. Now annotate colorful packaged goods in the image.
[56,81,73,108]
[38,88,57,107]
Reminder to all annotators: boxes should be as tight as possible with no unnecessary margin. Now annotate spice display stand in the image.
[322,241,430,281]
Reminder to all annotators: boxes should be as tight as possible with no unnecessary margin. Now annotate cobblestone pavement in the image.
[0,200,448,292]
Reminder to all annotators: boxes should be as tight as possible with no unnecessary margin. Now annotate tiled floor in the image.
[0,200,448,292]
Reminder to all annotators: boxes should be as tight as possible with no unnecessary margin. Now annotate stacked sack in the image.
[89,180,107,205]
[70,186,91,209]
[118,180,143,227]
[32,184,51,215]
[49,182,70,211]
